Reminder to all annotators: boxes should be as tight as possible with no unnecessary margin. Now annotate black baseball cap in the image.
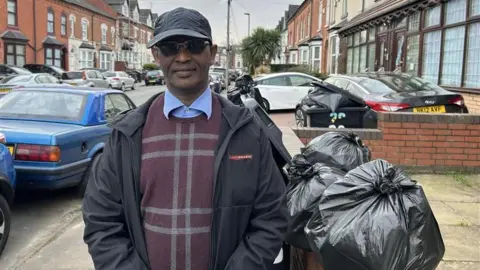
[147,7,212,49]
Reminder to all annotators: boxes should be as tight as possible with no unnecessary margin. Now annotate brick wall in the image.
[292,112,480,173]
[462,93,480,114]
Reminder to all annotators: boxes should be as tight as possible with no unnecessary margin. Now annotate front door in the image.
[392,31,406,72]
[376,34,388,72]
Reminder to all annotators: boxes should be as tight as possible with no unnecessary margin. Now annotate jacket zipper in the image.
[208,115,253,270]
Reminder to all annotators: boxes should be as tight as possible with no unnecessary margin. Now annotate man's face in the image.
[153,36,217,93]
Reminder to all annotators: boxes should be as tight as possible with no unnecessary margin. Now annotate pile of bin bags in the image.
[286,131,445,270]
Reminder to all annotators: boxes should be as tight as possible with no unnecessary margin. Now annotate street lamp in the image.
[244,12,250,37]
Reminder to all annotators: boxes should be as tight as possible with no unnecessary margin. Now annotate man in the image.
[83,7,288,270]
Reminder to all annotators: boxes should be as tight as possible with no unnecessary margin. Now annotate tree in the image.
[241,27,281,74]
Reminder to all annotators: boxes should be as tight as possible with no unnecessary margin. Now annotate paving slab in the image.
[19,220,94,270]
[437,261,480,270]
[438,224,480,262]
[412,175,480,203]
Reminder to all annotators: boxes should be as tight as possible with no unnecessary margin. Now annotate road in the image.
[1,84,295,269]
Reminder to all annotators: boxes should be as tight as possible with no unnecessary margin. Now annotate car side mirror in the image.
[308,88,313,94]
[58,80,63,84]
[103,76,107,80]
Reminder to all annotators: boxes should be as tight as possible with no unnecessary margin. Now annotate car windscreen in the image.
[49,66,66,74]
[103,72,116,77]
[0,75,32,84]
[147,71,159,75]
[0,91,86,121]
[10,66,32,75]
[63,72,83,80]
[212,68,226,73]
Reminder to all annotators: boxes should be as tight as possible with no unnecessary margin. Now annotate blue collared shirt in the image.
[163,87,212,119]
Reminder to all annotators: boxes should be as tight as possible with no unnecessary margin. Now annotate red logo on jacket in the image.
[229,154,253,160]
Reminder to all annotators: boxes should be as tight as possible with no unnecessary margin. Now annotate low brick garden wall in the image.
[292,112,480,173]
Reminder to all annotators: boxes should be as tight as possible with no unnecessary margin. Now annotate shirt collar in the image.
[163,87,213,119]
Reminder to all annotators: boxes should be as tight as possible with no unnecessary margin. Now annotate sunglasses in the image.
[155,40,210,57]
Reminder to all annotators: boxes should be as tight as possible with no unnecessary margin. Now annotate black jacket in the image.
[82,93,288,270]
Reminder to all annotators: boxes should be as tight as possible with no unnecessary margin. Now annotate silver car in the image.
[103,71,136,91]
[62,70,110,88]
[0,73,72,97]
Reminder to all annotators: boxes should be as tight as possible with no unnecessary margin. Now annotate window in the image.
[342,0,348,17]
[329,0,336,24]
[45,48,62,67]
[289,75,313,87]
[101,24,107,44]
[301,49,308,65]
[333,79,350,89]
[111,27,115,45]
[260,76,289,86]
[100,52,112,71]
[69,15,75,38]
[123,23,129,36]
[307,13,311,38]
[445,0,466,25]
[471,0,480,16]
[312,46,320,72]
[7,0,17,26]
[422,30,442,84]
[465,22,480,88]
[318,0,323,30]
[359,45,367,72]
[5,44,25,66]
[82,18,88,41]
[61,15,66,36]
[80,50,94,69]
[105,94,132,120]
[406,35,420,75]
[330,36,338,74]
[368,44,376,72]
[346,49,352,74]
[407,12,420,32]
[441,26,465,86]
[134,27,138,38]
[424,5,441,28]
[47,9,55,34]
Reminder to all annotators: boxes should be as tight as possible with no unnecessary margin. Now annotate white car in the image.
[254,72,322,111]
[103,71,136,91]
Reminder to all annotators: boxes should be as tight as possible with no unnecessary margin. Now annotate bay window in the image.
[4,43,25,66]
[464,22,480,88]
[100,52,112,71]
[45,47,62,67]
[80,50,94,69]
[312,46,320,72]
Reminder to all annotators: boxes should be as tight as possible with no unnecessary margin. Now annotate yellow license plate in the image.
[7,146,13,155]
[0,88,11,93]
[413,105,446,113]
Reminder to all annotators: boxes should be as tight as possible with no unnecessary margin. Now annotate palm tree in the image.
[241,27,281,74]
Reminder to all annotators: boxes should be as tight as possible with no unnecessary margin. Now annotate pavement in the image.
[3,85,479,269]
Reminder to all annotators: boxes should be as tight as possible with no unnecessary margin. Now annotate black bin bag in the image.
[305,159,445,270]
[285,154,345,250]
[302,132,371,172]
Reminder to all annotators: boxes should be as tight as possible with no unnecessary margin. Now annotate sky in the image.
[138,0,304,46]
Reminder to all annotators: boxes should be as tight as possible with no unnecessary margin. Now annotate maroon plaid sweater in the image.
[140,94,221,270]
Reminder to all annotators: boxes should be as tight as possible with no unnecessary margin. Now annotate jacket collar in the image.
[110,92,252,137]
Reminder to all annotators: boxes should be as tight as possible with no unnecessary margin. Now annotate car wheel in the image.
[0,194,11,256]
[262,98,270,112]
[295,107,308,127]
[121,83,125,91]
[76,153,102,197]
[108,85,112,89]
[131,83,136,90]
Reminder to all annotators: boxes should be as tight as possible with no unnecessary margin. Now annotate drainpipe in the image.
[33,0,37,63]
[91,14,95,67]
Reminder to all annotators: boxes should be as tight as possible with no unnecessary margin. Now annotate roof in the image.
[339,0,439,34]
[64,0,117,19]
[129,0,139,11]
[79,42,95,49]
[139,9,152,24]
[0,30,29,42]
[43,36,64,46]
[99,44,113,51]
[287,1,306,23]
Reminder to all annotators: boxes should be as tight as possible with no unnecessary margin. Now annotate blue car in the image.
[0,87,136,193]
[0,133,15,256]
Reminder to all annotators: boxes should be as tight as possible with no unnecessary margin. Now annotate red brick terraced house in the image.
[1,0,154,71]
